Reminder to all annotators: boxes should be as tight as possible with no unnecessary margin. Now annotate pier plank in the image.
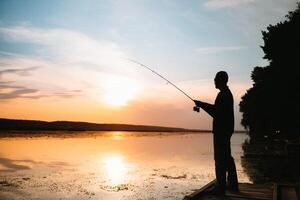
[184,180,273,200]
[184,180,300,200]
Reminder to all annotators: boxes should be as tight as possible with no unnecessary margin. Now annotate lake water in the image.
[0,132,250,200]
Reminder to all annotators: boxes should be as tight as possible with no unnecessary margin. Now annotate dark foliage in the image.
[239,3,300,139]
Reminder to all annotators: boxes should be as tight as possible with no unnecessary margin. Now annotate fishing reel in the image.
[193,106,200,112]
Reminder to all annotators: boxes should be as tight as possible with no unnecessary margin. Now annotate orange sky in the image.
[0,73,249,130]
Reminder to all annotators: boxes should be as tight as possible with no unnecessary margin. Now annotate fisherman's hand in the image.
[194,100,202,107]
[193,106,200,112]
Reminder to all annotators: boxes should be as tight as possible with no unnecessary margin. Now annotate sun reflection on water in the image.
[103,155,127,184]
[110,131,124,140]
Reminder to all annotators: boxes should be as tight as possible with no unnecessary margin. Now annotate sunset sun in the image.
[103,76,140,106]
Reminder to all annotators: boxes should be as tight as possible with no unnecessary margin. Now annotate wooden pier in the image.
[183,180,300,200]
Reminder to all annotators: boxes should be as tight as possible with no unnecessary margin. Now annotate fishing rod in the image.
[127,59,200,109]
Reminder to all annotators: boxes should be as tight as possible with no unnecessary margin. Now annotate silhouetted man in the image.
[194,71,238,196]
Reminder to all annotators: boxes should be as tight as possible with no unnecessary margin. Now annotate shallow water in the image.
[0,132,250,200]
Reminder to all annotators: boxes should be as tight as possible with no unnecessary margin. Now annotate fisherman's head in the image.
[214,71,228,90]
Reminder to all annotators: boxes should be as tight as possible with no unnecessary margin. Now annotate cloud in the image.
[0,81,20,88]
[0,67,39,77]
[0,26,130,70]
[52,90,82,99]
[0,65,40,99]
[203,0,298,41]
[0,25,136,80]
[0,90,81,100]
[204,0,255,9]
[0,86,38,99]
[0,25,141,101]
[0,80,82,100]
[195,46,245,54]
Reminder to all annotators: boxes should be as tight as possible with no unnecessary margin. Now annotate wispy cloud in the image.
[0,81,21,89]
[203,0,298,41]
[0,26,130,69]
[0,83,38,99]
[0,25,138,101]
[0,81,82,100]
[0,63,38,99]
[195,46,245,55]
[0,25,137,85]
[52,90,82,99]
[204,0,255,9]
[0,67,39,77]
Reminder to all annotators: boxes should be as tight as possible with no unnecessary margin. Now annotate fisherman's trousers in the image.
[213,132,238,190]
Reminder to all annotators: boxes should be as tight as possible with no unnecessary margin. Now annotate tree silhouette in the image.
[240,3,300,139]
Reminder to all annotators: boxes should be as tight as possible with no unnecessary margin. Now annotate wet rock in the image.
[100,183,134,192]
[0,180,13,186]
[161,174,187,179]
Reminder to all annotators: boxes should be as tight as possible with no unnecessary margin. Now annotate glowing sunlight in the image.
[103,76,140,107]
[103,155,127,184]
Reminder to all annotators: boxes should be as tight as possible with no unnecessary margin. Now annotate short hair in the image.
[216,71,228,83]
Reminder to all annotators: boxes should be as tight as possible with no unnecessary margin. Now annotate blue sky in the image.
[0,0,298,129]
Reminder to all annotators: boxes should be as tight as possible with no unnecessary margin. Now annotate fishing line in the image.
[126,58,195,102]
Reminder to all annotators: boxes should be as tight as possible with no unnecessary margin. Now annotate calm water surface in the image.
[0,132,250,200]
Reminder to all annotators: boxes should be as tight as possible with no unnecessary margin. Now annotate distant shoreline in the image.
[0,118,246,133]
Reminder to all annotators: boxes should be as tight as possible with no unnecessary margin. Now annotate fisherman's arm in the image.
[194,100,215,117]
